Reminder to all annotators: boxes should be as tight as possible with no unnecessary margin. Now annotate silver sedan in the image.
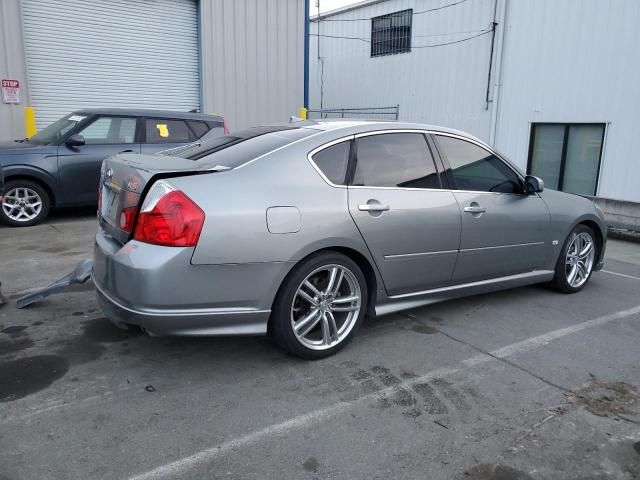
[93,121,606,359]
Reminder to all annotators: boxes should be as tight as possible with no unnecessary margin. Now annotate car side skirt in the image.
[375,270,555,316]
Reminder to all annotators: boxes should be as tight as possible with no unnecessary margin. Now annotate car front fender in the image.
[2,164,60,205]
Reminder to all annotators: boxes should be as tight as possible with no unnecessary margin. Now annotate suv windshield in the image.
[162,126,318,169]
[29,113,89,144]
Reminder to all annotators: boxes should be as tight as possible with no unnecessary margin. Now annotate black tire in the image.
[271,251,368,360]
[0,179,51,227]
[549,224,597,293]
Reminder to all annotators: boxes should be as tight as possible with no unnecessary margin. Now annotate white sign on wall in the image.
[1,79,21,104]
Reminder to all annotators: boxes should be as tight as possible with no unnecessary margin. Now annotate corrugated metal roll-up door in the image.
[22,0,200,129]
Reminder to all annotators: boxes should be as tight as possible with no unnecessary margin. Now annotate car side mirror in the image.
[525,175,544,194]
[65,134,85,147]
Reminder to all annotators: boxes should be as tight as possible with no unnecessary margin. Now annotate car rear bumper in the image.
[94,280,269,336]
[92,228,291,336]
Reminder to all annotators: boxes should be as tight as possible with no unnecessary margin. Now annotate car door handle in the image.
[119,149,134,154]
[358,204,390,212]
[464,206,487,214]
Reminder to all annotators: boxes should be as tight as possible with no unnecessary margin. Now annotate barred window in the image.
[371,9,412,57]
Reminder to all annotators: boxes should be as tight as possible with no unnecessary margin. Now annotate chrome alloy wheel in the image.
[565,232,595,288]
[1,187,43,222]
[291,264,362,351]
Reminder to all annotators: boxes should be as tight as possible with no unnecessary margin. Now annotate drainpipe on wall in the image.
[303,0,310,109]
[489,0,508,147]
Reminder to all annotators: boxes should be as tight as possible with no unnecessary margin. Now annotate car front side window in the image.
[77,116,136,145]
[435,135,523,194]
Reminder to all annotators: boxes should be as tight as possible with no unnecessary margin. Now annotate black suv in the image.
[0,108,226,226]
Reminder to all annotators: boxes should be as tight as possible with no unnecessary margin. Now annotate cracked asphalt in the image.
[1,212,639,480]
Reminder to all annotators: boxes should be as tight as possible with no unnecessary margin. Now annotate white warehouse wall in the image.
[201,0,305,131]
[494,0,640,202]
[310,0,497,140]
[311,0,640,203]
[0,0,30,141]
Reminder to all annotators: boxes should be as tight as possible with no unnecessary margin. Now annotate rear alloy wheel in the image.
[272,252,367,359]
[0,180,50,227]
[550,225,597,293]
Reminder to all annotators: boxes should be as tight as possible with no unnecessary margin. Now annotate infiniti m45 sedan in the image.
[93,121,606,359]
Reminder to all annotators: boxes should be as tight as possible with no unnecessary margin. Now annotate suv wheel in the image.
[0,180,51,227]
[271,252,368,359]
[550,224,597,293]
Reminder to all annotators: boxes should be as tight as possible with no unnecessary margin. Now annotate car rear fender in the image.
[278,241,384,317]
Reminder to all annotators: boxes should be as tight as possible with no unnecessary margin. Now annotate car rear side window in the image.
[187,120,209,138]
[146,119,193,143]
[435,135,522,194]
[353,133,440,189]
[311,141,350,185]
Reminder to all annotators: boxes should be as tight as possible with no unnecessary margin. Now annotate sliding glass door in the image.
[528,123,605,196]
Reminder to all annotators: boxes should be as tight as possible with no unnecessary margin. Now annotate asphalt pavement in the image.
[1,212,639,480]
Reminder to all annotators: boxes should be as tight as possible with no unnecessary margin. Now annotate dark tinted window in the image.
[187,120,209,138]
[201,129,316,168]
[312,141,350,185]
[353,133,440,189]
[528,123,604,195]
[146,119,192,143]
[436,136,522,194]
[161,127,316,169]
[371,9,412,57]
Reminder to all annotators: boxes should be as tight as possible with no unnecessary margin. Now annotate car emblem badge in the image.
[106,168,113,179]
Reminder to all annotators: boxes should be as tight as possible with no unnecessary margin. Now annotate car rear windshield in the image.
[164,126,317,169]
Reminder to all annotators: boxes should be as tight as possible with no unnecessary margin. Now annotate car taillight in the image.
[119,206,138,232]
[223,118,229,135]
[133,181,205,247]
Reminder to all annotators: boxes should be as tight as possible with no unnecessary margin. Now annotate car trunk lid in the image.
[99,153,228,245]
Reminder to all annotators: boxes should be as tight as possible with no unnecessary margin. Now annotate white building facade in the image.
[0,0,305,139]
[310,0,640,205]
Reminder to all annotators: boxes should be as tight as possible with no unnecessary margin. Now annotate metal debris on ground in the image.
[15,259,93,309]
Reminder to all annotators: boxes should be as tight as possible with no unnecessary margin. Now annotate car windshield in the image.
[29,113,89,144]
[163,126,318,169]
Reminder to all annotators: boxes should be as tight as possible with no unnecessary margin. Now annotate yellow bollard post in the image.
[24,107,37,137]
[298,107,308,120]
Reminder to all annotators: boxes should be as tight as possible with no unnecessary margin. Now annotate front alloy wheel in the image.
[550,224,597,293]
[565,232,595,288]
[272,252,367,359]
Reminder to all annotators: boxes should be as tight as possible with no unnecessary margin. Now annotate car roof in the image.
[295,119,485,145]
[72,108,223,121]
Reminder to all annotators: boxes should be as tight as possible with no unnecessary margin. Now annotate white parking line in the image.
[127,304,640,480]
[602,270,640,281]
